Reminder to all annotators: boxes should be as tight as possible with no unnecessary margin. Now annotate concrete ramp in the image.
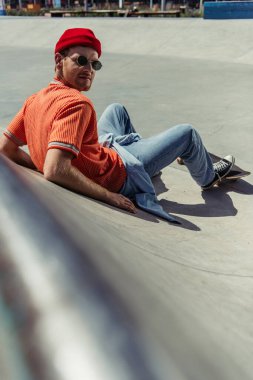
[0,17,253,380]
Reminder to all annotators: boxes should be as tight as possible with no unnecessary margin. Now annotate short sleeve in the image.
[4,103,27,146]
[48,100,92,157]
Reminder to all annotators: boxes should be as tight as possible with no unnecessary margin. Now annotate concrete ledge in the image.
[0,154,167,380]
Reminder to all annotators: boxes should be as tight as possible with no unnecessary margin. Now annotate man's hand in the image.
[44,148,137,214]
[106,193,136,214]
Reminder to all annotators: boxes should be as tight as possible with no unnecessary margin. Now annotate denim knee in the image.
[178,123,194,137]
[177,124,199,159]
[106,103,125,115]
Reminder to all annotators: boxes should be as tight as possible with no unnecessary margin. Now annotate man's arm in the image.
[43,149,136,214]
[0,135,36,170]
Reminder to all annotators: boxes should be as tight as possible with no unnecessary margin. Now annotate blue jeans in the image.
[98,103,215,188]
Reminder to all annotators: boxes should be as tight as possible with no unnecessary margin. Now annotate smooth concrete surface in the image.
[1,17,253,379]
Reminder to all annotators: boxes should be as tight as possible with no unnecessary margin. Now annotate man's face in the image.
[57,46,99,91]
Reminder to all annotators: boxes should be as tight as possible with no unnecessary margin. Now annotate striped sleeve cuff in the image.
[48,141,80,157]
[4,130,25,146]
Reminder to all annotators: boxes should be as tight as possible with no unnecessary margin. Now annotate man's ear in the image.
[55,53,63,69]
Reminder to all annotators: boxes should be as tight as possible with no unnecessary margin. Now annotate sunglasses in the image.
[70,55,102,71]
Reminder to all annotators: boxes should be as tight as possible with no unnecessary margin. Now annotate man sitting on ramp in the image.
[0,28,234,224]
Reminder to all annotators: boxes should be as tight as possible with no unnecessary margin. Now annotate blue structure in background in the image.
[204,1,253,19]
[0,0,6,15]
[53,0,61,7]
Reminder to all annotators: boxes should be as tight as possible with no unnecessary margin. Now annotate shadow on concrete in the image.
[159,190,237,219]
[103,199,201,231]
[158,177,253,218]
[225,178,253,195]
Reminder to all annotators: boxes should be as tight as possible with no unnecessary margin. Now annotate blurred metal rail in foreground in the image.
[0,154,169,380]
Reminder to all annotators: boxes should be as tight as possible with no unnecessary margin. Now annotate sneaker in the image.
[202,155,235,190]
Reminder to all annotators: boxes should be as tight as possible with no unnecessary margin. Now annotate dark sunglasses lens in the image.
[92,61,102,71]
[77,56,88,66]
[77,56,102,71]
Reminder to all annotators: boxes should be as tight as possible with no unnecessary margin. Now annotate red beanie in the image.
[55,28,102,57]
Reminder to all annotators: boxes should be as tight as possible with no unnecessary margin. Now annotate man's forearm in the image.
[1,145,36,170]
[43,149,136,213]
[44,161,111,203]
[13,148,37,169]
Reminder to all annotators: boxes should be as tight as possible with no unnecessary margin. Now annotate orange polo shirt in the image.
[4,79,127,193]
